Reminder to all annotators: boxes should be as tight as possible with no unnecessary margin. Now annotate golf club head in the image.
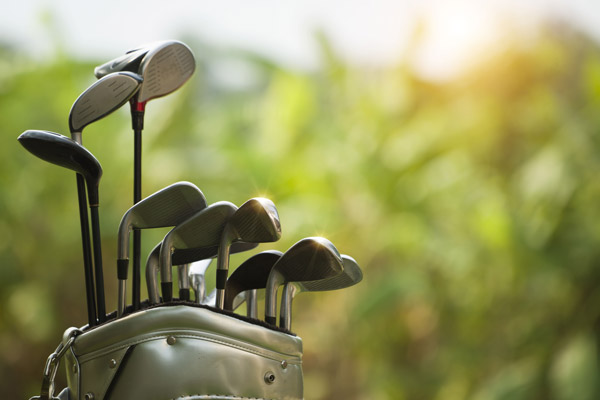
[68,72,143,140]
[18,130,102,204]
[117,181,208,259]
[160,201,238,302]
[136,41,196,103]
[298,255,363,292]
[279,254,363,329]
[223,250,283,311]
[94,47,149,78]
[264,237,344,326]
[117,181,207,316]
[215,198,282,308]
[227,197,282,243]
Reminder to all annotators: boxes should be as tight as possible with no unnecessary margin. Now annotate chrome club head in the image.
[116,181,207,316]
[215,198,282,309]
[223,250,283,312]
[264,237,344,326]
[159,201,238,302]
[279,255,363,330]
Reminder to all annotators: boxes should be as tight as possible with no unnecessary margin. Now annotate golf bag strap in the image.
[30,329,80,400]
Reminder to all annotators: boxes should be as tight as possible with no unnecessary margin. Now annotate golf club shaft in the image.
[76,174,97,327]
[279,283,297,330]
[246,289,258,319]
[177,264,190,301]
[90,206,106,322]
[131,101,145,311]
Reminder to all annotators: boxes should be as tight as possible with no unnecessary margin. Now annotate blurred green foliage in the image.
[1,21,600,400]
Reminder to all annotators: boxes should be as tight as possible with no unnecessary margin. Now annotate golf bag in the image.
[31,304,304,400]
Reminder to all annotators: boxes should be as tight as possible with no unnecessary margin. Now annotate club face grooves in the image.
[138,41,195,103]
[69,72,142,133]
[275,237,343,282]
[230,198,282,243]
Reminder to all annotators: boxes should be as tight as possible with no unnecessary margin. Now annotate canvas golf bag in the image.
[30,303,304,400]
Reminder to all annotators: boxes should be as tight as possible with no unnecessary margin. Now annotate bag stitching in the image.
[79,332,301,365]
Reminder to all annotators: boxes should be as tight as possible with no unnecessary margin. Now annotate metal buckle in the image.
[36,329,80,400]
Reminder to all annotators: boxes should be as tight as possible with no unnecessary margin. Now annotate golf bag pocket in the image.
[61,305,304,400]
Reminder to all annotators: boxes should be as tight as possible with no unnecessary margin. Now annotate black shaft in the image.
[132,126,143,310]
[76,174,97,327]
[132,229,141,310]
[90,206,106,322]
[130,102,145,311]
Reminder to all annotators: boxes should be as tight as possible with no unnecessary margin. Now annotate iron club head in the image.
[116,181,207,316]
[215,198,282,309]
[159,201,238,302]
[264,237,344,326]
[279,254,363,330]
[223,250,283,312]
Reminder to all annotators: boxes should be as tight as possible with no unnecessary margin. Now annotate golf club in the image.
[18,130,102,327]
[264,237,344,326]
[116,181,207,316]
[215,198,282,309]
[159,201,237,302]
[97,41,196,311]
[146,241,258,304]
[93,46,149,78]
[223,250,283,317]
[279,254,363,330]
[69,71,143,321]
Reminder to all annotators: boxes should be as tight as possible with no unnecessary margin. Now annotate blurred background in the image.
[2,0,600,399]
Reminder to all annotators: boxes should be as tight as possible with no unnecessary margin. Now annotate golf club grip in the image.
[179,288,190,301]
[90,206,106,322]
[215,269,229,309]
[75,174,97,327]
[162,282,173,302]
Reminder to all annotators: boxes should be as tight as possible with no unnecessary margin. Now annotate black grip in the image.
[162,282,173,302]
[117,259,129,280]
[216,269,228,290]
[179,288,190,301]
[265,316,277,326]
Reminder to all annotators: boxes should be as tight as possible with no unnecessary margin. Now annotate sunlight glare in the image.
[413,1,503,81]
